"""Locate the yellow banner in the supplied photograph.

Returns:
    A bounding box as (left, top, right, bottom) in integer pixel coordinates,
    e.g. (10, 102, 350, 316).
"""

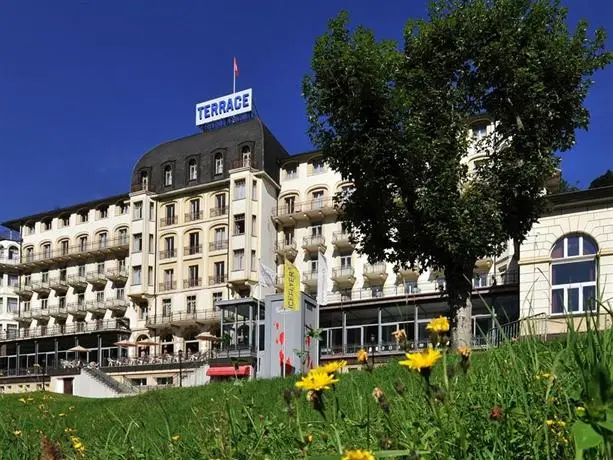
(283, 258, 300, 311)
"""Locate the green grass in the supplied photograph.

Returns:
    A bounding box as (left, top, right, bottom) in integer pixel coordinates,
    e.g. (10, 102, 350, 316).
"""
(0, 325, 611, 459)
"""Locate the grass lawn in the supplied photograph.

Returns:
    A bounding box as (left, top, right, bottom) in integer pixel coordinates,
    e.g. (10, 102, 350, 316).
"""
(0, 325, 611, 459)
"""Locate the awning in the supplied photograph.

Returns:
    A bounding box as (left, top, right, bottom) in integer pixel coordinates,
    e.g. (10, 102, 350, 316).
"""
(206, 365, 251, 377)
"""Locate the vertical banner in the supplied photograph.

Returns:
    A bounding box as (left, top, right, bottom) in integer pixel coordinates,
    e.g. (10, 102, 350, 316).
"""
(283, 257, 300, 311)
(317, 251, 328, 306)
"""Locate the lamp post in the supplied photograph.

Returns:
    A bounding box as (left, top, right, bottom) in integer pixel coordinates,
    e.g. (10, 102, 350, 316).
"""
(370, 333, 376, 367)
(178, 349, 183, 388)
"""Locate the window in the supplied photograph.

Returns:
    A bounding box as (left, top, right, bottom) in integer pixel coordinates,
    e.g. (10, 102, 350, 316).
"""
(164, 165, 173, 186)
(7, 298, 18, 313)
(157, 377, 173, 386)
(8, 274, 18, 287)
(309, 259, 318, 273)
(215, 193, 226, 210)
(133, 202, 143, 220)
(58, 296, 66, 309)
(188, 159, 198, 181)
(24, 247, 33, 262)
(188, 199, 200, 221)
(147, 267, 153, 286)
(42, 219, 52, 231)
(164, 204, 175, 225)
(25, 223, 35, 235)
(471, 122, 488, 140)
(118, 228, 128, 245)
(23, 301, 30, 312)
(98, 206, 108, 219)
(164, 236, 175, 258)
(233, 249, 245, 271)
(213, 291, 223, 309)
(339, 254, 352, 268)
(41, 299, 48, 310)
(215, 152, 224, 175)
(60, 215, 70, 227)
(551, 234, 598, 314)
(163, 269, 174, 289)
(251, 215, 257, 236)
(119, 202, 129, 215)
(78, 265, 86, 277)
(7, 247, 18, 261)
(241, 145, 251, 167)
(234, 179, 246, 200)
(251, 250, 256, 271)
(188, 232, 200, 254)
(283, 196, 296, 214)
(42, 243, 51, 259)
(59, 268, 67, 281)
(188, 265, 199, 286)
(212, 227, 227, 251)
(79, 210, 89, 223)
(148, 234, 154, 254)
(311, 158, 325, 175)
(252, 180, 257, 200)
(116, 287, 125, 299)
(162, 299, 172, 316)
(234, 214, 245, 235)
(133, 233, 143, 253)
(186, 294, 197, 311)
(132, 266, 142, 285)
(340, 184, 355, 198)
(98, 232, 108, 249)
(149, 202, 155, 221)
(213, 262, 225, 283)
(97, 261, 105, 274)
(78, 236, 88, 252)
(285, 164, 298, 180)
(96, 291, 105, 302)
(311, 224, 323, 237)
(118, 259, 126, 271)
(140, 171, 149, 191)
(60, 239, 69, 256)
(77, 293, 84, 305)
(312, 190, 325, 209)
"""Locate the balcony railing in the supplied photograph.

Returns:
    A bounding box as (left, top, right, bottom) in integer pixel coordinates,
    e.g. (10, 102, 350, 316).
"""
(275, 240, 297, 253)
(159, 216, 178, 227)
(332, 266, 355, 278)
(159, 249, 177, 260)
(184, 211, 204, 223)
(183, 278, 202, 288)
(0, 319, 129, 342)
(145, 309, 220, 327)
(210, 206, 228, 218)
(209, 274, 227, 285)
(183, 245, 202, 256)
(0, 257, 19, 266)
(158, 281, 177, 292)
(209, 240, 229, 251)
(231, 158, 258, 170)
(272, 197, 338, 218)
(18, 238, 129, 265)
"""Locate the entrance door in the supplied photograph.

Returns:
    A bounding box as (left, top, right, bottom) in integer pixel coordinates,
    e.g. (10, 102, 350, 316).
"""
(63, 378, 74, 395)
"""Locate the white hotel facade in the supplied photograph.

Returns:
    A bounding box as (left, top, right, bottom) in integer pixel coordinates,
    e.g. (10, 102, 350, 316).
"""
(0, 103, 609, 394)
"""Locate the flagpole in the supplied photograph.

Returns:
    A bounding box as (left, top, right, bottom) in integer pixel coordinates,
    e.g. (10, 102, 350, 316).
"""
(233, 57, 236, 94)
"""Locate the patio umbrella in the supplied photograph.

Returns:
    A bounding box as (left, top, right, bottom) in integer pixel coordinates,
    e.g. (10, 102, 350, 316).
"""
(68, 345, 88, 353)
(136, 339, 157, 346)
(196, 332, 221, 342)
(114, 340, 137, 348)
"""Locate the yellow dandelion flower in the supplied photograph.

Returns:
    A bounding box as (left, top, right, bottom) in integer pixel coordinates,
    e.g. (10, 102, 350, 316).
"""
(546, 419, 554, 426)
(71, 436, 86, 457)
(392, 329, 407, 343)
(58, 413, 66, 417)
(342, 448, 376, 460)
(171, 434, 181, 442)
(13, 430, 22, 437)
(18, 398, 26, 404)
(399, 347, 442, 372)
(357, 349, 368, 363)
(457, 345, 471, 358)
(295, 368, 339, 392)
(320, 360, 347, 375)
(305, 433, 313, 444)
(426, 316, 449, 334)
(537, 372, 552, 381)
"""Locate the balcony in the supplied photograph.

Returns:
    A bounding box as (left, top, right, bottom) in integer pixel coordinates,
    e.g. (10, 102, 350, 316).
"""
(158, 281, 177, 292)
(332, 231, 354, 250)
(271, 202, 304, 225)
(184, 210, 204, 223)
(17, 238, 129, 269)
(302, 235, 326, 253)
(31, 308, 50, 321)
(159, 248, 177, 260)
(475, 257, 493, 271)
(0, 256, 19, 272)
(184, 245, 202, 257)
(231, 158, 258, 170)
(49, 277, 69, 294)
(302, 270, 318, 287)
(363, 263, 388, 283)
(303, 197, 338, 219)
(106, 267, 128, 284)
(146, 309, 221, 330)
(274, 240, 298, 260)
(209, 274, 227, 286)
(16, 310, 32, 323)
(105, 298, 129, 315)
(32, 281, 51, 296)
(86, 271, 107, 289)
(0, 319, 130, 342)
(183, 278, 202, 289)
(86, 300, 107, 316)
(65, 303, 87, 319)
(332, 266, 356, 287)
(210, 206, 228, 218)
(48, 304, 68, 320)
(14, 283, 34, 299)
(398, 265, 420, 281)
(209, 240, 229, 252)
(159, 216, 178, 227)
(67, 275, 87, 292)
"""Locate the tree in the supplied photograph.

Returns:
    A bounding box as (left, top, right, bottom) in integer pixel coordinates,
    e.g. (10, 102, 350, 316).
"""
(303, 0, 611, 346)
(589, 170, 613, 189)
(558, 177, 580, 192)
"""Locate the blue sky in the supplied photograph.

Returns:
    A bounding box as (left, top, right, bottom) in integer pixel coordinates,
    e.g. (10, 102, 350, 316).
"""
(1, 0, 612, 222)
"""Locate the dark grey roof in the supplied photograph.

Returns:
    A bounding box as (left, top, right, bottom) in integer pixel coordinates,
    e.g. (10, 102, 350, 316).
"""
(2, 193, 129, 231)
(545, 185, 613, 215)
(132, 118, 288, 193)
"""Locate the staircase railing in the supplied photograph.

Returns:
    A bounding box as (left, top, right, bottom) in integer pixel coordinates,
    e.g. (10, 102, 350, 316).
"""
(82, 367, 137, 394)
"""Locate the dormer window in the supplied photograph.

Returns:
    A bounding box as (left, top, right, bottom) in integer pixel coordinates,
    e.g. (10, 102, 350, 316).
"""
(215, 152, 224, 175)
(241, 145, 251, 167)
(285, 164, 298, 180)
(188, 159, 198, 181)
(164, 165, 173, 186)
(78, 210, 89, 223)
(311, 158, 325, 175)
(471, 122, 488, 140)
(140, 171, 149, 191)
(42, 219, 52, 231)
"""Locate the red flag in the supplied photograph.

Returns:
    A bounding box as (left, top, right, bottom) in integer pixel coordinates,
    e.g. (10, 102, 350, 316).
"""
(233, 57, 239, 77)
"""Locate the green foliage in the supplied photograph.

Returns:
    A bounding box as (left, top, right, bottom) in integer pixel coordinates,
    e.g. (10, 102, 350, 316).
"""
(589, 170, 613, 189)
(303, 0, 612, 342)
(559, 177, 581, 192)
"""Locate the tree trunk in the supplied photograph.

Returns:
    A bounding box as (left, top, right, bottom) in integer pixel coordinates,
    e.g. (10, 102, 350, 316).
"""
(446, 263, 475, 348)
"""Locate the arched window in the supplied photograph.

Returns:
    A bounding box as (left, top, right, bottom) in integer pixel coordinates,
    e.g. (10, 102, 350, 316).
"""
(188, 159, 198, 181)
(215, 152, 224, 175)
(551, 234, 598, 314)
(164, 165, 173, 187)
(140, 171, 149, 191)
(241, 145, 251, 167)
